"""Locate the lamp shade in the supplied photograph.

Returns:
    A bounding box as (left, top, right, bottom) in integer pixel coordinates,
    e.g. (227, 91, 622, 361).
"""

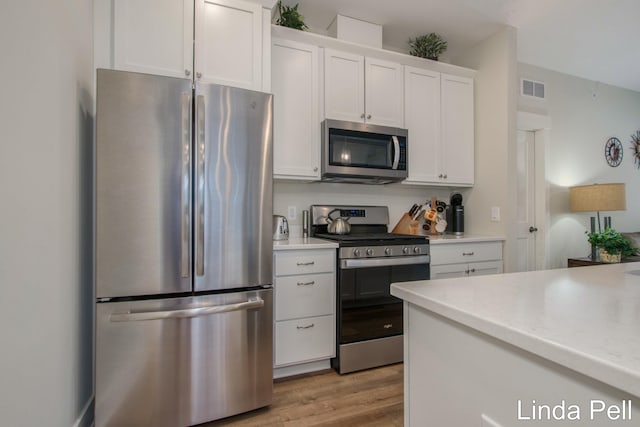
(569, 183, 626, 212)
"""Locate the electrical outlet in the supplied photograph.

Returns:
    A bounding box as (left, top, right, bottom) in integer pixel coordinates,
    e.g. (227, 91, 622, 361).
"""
(491, 207, 501, 222)
(288, 206, 297, 220)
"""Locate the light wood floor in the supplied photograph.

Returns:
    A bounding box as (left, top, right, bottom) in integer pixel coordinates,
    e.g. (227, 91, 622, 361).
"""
(204, 363, 403, 427)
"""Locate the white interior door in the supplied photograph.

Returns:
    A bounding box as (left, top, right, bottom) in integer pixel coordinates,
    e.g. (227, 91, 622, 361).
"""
(514, 130, 536, 272)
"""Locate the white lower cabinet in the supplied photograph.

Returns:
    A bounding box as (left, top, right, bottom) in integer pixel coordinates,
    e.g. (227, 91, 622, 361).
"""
(430, 240, 503, 279)
(273, 248, 336, 377)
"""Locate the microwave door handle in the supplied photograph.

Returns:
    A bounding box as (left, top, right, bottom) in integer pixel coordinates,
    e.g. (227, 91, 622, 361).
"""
(391, 135, 400, 170)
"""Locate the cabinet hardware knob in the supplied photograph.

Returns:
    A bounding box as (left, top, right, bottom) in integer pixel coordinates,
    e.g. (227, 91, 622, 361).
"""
(360, 113, 365, 119)
(313, 167, 318, 172)
(296, 261, 315, 266)
(443, 174, 447, 179)
(470, 268, 476, 273)
(297, 281, 315, 286)
(296, 323, 315, 330)
(462, 252, 474, 256)
(438, 174, 443, 178)
(185, 69, 191, 76)
(465, 269, 470, 274)
(366, 114, 372, 119)
(196, 72, 202, 79)
(529, 226, 538, 233)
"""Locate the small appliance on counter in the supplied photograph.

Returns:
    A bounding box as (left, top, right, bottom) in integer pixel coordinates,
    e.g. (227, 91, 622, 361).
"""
(447, 192, 464, 236)
(273, 215, 289, 241)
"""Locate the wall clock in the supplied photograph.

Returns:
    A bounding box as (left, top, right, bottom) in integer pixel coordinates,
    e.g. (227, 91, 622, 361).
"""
(605, 137, 623, 167)
(631, 130, 640, 168)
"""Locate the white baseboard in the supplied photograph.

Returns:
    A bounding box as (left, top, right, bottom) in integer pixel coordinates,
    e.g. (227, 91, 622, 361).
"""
(274, 359, 331, 379)
(73, 396, 94, 427)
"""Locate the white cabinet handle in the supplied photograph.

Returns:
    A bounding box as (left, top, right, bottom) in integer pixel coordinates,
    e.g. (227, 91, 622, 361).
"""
(296, 323, 315, 330)
(296, 261, 315, 266)
(297, 281, 315, 286)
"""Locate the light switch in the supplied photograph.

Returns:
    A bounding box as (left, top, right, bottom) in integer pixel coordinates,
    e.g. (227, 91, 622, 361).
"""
(491, 207, 501, 222)
(288, 206, 297, 220)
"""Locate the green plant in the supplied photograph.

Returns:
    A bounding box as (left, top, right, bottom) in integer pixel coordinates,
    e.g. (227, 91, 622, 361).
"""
(275, 1, 308, 31)
(586, 228, 637, 256)
(408, 33, 447, 60)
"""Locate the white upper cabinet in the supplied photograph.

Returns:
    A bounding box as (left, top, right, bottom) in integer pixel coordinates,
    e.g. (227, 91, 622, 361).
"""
(195, 0, 263, 89)
(113, 0, 194, 79)
(440, 73, 474, 185)
(404, 66, 474, 186)
(272, 38, 321, 180)
(99, 0, 269, 91)
(403, 66, 441, 184)
(324, 49, 403, 127)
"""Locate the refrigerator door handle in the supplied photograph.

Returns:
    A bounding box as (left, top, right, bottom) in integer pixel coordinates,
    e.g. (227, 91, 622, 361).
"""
(181, 92, 192, 278)
(196, 94, 205, 276)
(109, 297, 265, 322)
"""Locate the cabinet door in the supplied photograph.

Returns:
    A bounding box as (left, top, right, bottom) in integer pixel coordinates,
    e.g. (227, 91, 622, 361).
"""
(441, 74, 474, 185)
(468, 261, 503, 276)
(403, 66, 441, 184)
(364, 58, 403, 127)
(324, 49, 365, 122)
(113, 0, 193, 78)
(430, 263, 469, 279)
(272, 39, 320, 180)
(195, 0, 262, 90)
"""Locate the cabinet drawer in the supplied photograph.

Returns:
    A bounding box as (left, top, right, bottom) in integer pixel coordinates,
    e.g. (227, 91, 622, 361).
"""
(275, 273, 334, 321)
(431, 242, 502, 265)
(274, 249, 335, 276)
(275, 315, 335, 366)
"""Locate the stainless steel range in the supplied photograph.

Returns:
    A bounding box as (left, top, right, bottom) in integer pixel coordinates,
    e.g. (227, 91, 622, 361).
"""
(310, 205, 430, 374)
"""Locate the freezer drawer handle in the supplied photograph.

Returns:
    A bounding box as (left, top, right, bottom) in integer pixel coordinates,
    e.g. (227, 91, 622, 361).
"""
(109, 297, 264, 322)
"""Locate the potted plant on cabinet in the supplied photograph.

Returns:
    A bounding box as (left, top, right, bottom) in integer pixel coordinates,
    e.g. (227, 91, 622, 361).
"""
(586, 228, 636, 263)
(275, 1, 308, 31)
(408, 33, 447, 61)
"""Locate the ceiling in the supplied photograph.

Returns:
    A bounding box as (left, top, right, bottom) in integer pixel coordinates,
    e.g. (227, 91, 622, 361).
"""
(281, 0, 640, 93)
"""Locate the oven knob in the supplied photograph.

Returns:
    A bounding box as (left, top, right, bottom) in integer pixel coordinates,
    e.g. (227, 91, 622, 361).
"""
(414, 246, 421, 254)
(366, 248, 374, 256)
(353, 249, 361, 257)
(385, 247, 391, 256)
(402, 247, 409, 254)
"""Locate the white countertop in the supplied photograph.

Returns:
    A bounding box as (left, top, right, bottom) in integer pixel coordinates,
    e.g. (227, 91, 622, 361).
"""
(391, 263, 640, 397)
(427, 234, 505, 244)
(273, 237, 338, 251)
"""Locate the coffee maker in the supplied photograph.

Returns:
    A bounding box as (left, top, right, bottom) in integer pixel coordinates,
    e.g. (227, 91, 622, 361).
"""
(446, 193, 464, 236)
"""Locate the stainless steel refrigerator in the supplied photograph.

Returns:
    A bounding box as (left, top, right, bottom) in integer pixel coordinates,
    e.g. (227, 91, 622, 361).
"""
(95, 69, 273, 427)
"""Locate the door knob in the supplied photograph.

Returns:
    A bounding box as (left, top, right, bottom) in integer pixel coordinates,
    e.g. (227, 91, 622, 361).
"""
(529, 226, 538, 233)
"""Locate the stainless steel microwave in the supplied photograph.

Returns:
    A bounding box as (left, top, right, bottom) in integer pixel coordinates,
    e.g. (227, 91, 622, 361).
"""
(321, 120, 408, 184)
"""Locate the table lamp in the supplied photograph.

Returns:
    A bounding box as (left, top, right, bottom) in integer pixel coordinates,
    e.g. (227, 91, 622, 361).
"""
(569, 183, 626, 259)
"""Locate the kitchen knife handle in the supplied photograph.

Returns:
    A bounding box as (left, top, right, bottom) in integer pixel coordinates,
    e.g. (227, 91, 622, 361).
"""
(196, 95, 205, 276)
(180, 92, 192, 278)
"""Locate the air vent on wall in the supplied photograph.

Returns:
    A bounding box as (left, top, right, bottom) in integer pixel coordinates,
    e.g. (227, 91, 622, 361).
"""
(521, 78, 545, 99)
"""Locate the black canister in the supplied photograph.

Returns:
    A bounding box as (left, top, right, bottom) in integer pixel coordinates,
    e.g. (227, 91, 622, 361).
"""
(451, 205, 464, 236)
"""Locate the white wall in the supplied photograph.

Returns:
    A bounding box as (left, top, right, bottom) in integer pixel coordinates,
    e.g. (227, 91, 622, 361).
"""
(274, 181, 460, 236)
(454, 27, 519, 271)
(0, 2, 94, 426)
(519, 63, 640, 268)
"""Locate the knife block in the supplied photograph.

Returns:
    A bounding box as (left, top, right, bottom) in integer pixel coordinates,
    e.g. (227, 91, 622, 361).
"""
(391, 213, 419, 235)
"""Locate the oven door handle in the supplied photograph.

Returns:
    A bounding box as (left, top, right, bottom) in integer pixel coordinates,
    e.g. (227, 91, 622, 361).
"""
(340, 255, 430, 269)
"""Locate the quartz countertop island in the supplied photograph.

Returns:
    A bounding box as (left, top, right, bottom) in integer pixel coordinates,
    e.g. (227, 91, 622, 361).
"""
(391, 263, 640, 426)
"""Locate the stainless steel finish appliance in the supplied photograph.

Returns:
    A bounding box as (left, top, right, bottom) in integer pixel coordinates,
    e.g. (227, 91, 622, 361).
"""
(273, 215, 289, 241)
(95, 69, 273, 427)
(310, 205, 429, 374)
(321, 120, 408, 184)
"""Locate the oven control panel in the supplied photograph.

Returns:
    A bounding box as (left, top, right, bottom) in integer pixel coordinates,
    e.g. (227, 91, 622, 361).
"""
(339, 244, 429, 259)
